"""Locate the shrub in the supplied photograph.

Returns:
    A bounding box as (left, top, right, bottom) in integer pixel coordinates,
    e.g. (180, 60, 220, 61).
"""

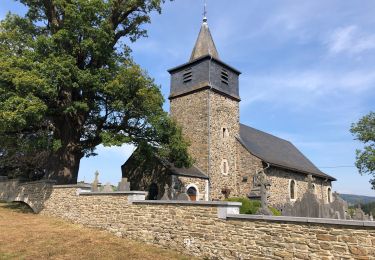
(226, 197, 281, 216)
(269, 207, 282, 216)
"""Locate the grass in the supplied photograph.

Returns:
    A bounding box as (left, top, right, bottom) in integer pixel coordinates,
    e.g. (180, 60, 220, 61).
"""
(0, 201, 195, 260)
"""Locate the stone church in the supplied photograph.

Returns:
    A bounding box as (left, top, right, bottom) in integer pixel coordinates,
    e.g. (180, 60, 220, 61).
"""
(122, 16, 336, 206)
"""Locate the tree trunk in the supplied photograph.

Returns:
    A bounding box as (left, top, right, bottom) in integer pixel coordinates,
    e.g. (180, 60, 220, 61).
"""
(47, 144, 83, 184)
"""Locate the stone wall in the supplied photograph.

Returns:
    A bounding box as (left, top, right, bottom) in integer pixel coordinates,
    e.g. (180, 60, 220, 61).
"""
(1, 182, 375, 259)
(208, 91, 240, 200)
(0, 179, 54, 212)
(170, 90, 210, 173)
(267, 167, 332, 207)
(234, 141, 263, 197)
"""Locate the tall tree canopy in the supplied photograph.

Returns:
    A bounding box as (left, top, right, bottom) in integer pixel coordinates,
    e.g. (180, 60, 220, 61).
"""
(350, 111, 375, 189)
(0, 0, 192, 184)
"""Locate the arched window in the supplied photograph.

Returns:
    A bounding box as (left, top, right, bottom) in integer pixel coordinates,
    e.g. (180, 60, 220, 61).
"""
(186, 185, 199, 201)
(290, 180, 296, 200)
(327, 187, 332, 203)
(222, 127, 229, 138)
(221, 159, 229, 175)
(312, 184, 316, 194)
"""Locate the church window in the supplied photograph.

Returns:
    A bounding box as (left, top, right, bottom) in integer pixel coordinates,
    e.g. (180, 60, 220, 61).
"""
(222, 127, 229, 138)
(183, 68, 192, 83)
(221, 159, 229, 175)
(327, 187, 332, 203)
(312, 184, 316, 194)
(221, 69, 229, 85)
(290, 180, 296, 201)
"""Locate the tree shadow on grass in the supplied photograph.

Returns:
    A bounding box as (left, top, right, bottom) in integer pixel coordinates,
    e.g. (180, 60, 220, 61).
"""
(0, 201, 34, 214)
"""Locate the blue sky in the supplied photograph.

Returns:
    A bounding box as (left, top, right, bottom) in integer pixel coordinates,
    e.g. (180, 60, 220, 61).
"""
(1, 1, 374, 196)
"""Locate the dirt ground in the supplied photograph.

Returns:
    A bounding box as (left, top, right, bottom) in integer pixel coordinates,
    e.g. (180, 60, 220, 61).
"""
(0, 202, 194, 260)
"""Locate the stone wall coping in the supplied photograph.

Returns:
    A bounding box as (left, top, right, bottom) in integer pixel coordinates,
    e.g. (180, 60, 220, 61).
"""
(79, 191, 148, 196)
(227, 214, 375, 227)
(132, 200, 242, 207)
(53, 184, 91, 189)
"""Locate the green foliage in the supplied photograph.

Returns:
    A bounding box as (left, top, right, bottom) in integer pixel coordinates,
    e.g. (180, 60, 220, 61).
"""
(349, 202, 375, 217)
(269, 207, 282, 216)
(226, 197, 281, 216)
(350, 112, 375, 189)
(0, 0, 191, 182)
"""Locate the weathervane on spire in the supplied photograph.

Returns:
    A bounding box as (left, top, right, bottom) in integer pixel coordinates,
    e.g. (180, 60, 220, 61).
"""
(203, 0, 207, 22)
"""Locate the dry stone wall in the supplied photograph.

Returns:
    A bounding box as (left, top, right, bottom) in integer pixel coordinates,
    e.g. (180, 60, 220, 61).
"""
(40, 186, 375, 259)
(2, 181, 375, 259)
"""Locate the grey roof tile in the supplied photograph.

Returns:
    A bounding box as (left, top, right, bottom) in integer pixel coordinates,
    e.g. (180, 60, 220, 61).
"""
(238, 123, 336, 181)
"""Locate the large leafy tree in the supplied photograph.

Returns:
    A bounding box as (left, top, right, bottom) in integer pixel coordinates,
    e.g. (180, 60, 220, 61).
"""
(0, 0, 192, 184)
(350, 111, 375, 189)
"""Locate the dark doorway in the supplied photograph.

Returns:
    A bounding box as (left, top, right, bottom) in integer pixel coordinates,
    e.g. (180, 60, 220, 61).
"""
(148, 183, 159, 200)
(187, 186, 197, 201)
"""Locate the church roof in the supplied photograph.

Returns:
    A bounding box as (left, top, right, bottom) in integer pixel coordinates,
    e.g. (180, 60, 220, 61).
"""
(190, 17, 219, 61)
(238, 124, 336, 181)
(162, 160, 209, 179)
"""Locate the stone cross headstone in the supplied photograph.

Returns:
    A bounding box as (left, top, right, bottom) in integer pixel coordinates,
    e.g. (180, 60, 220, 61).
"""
(176, 192, 190, 201)
(102, 182, 113, 193)
(91, 171, 99, 192)
(254, 169, 272, 215)
(306, 174, 315, 192)
(353, 205, 366, 221)
(161, 184, 171, 200)
(117, 178, 130, 191)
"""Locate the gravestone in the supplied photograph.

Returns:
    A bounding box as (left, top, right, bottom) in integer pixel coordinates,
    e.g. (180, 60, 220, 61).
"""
(161, 184, 171, 200)
(282, 175, 321, 218)
(102, 182, 113, 192)
(254, 169, 272, 215)
(91, 171, 99, 192)
(329, 192, 348, 220)
(176, 192, 190, 201)
(117, 178, 130, 191)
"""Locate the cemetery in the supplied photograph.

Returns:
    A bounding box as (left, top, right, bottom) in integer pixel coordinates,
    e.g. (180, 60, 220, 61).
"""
(1, 175, 375, 259)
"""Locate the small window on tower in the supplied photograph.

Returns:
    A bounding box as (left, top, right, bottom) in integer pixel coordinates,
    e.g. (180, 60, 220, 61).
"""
(221, 69, 229, 85)
(183, 68, 192, 83)
(221, 159, 229, 175)
(222, 127, 229, 138)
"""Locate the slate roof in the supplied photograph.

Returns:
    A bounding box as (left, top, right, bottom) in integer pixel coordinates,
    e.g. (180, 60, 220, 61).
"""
(190, 17, 219, 61)
(161, 160, 209, 179)
(238, 124, 336, 181)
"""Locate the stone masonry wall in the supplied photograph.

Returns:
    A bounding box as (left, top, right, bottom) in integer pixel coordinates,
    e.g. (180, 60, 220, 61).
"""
(0, 180, 54, 213)
(170, 90, 210, 174)
(1, 182, 374, 259)
(40, 187, 375, 259)
(267, 167, 332, 207)
(234, 141, 263, 197)
(178, 176, 207, 201)
(170, 89, 241, 200)
(208, 91, 240, 200)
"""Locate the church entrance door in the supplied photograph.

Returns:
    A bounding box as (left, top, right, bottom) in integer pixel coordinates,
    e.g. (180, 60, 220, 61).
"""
(187, 186, 197, 201)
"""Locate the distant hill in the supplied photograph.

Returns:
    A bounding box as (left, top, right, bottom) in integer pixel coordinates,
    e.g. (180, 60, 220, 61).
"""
(339, 194, 375, 205)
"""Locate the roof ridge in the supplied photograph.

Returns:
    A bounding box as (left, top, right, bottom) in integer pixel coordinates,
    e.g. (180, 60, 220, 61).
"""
(239, 123, 291, 144)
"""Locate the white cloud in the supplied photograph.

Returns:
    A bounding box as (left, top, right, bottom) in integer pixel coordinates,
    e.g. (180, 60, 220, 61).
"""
(240, 69, 375, 107)
(327, 25, 375, 55)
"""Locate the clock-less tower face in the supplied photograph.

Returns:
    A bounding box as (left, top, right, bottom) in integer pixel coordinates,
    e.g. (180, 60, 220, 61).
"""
(168, 17, 241, 200)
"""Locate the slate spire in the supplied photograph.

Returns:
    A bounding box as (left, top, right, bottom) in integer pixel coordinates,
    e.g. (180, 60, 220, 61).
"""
(189, 14, 219, 61)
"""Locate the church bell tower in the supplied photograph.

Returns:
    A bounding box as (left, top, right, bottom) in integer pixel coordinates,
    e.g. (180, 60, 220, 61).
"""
(168, 15, 241, 200)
